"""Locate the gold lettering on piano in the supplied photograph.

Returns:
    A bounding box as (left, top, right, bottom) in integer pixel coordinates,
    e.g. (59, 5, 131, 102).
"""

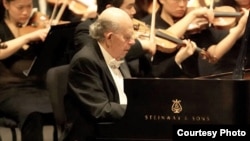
(145, 115, 181, 120)
(143, 98, 210, 122)
(192, 116, 210, 121)
(144, 115, 210, 122)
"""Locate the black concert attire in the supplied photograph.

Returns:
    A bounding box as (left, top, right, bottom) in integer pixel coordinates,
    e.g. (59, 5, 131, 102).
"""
(192, 2, 250, 76)
(187, 27, 242, 76)
(63, 38, 131, 141)
(0, 20, 53, 141)
(142, 11, 199, 78)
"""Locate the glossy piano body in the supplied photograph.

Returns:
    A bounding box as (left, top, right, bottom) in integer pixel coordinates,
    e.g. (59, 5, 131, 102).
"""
(95, 78, 250, 141)
(95, 11, 250, 140)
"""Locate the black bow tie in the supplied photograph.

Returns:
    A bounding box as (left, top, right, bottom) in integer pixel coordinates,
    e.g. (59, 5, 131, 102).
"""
(109, 59, 124, 69)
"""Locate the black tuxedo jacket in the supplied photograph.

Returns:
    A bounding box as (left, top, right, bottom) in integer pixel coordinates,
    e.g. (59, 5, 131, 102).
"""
(63, 38, 132, 141)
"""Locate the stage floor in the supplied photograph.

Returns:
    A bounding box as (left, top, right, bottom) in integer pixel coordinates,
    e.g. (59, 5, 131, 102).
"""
(0, 125, 54, 141)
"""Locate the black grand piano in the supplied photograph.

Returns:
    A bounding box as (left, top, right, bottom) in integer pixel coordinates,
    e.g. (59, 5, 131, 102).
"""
(93, 78, 250, 141)
(28, 11, 250, 141)
(93, 12, 250, 141)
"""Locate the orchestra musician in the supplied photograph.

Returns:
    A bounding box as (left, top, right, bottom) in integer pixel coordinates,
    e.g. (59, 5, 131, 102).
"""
(195, 0, 250, 76)
(141, 0, 249, 77)
(140, 0, 212, 78)
(0, 0, 54, 141)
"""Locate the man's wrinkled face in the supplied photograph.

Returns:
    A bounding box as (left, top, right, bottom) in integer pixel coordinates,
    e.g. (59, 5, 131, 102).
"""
(108, 21, 135, 60)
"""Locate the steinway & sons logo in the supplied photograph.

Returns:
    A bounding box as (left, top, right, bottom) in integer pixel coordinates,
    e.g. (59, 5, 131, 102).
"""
(144, 99, 210, 122)
(172, 99, 182, 113)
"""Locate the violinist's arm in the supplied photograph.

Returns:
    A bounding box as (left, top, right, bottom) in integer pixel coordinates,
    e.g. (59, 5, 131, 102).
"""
(175, 40, 197, 65)
(137, 38, 156, 55)
(166, 7, 214, 38)
(206, 8, 249, 63)
(0, 28, 49, 60)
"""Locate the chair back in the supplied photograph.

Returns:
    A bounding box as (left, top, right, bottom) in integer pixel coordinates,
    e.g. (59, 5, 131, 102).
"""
(46, 64, 70, 133)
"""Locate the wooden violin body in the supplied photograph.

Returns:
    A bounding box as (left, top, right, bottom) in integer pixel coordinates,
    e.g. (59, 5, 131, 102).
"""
(19, 11, 49, 36)
(68, 0, 88, 15)
(133, 19, 179, 53)
(213, 6, 242, 29)
(186, 6, 242, 34)
(47, 0, 97, 19)
(133, 19, 214, 62)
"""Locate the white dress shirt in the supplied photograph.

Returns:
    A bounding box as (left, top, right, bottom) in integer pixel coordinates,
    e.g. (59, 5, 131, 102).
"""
(98, 43, 127, 105)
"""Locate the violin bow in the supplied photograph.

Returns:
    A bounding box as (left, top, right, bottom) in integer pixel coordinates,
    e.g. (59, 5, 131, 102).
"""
(150, 0, 157, 43)
(149, 0, 157, 61)
(50, 0, 59, 25)
(54, 0, 68, 25)
(208, 0, 214, 27)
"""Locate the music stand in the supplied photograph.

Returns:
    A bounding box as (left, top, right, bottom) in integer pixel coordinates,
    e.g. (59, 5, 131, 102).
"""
(23, 21, 80, 76)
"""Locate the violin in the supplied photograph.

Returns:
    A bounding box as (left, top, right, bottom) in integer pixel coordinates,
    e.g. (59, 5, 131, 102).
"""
(155, 29, 214, 62)
(69, 0, 97, 19)
(133, 19, 213, 62)
(16, 9, 50, 50)
(133, 19, 178, 52)
(187, 6, 243, 34)
(48, 0, 97, 19)
(68, 0, 88, 15)
(133, 19, 185, 52)
(18, 10, 49, 36)
(212, 6, 242, 29)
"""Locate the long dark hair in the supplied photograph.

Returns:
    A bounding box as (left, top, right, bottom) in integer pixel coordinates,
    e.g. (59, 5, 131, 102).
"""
(0, 0, 14, 21)
(96, 0, 124, 14)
